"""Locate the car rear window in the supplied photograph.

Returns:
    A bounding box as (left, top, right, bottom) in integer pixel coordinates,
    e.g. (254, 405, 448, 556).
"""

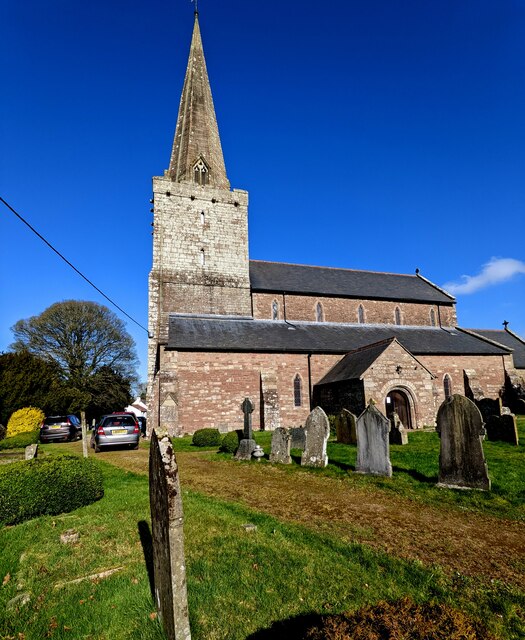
(104, 416, 136, 427)
(44, 416, 69, 425)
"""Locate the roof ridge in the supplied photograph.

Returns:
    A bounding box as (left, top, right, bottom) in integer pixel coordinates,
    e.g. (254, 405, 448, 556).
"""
(456, 327, 512, 353)
(249, 259, 416, 278)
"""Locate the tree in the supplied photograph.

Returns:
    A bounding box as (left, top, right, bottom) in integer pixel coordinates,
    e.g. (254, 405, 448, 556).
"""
(11, 301, 138, 415)
(0, 351, 61, 424)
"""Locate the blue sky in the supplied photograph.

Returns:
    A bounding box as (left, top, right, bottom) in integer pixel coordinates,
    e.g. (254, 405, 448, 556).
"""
(1, 0, 524, 383)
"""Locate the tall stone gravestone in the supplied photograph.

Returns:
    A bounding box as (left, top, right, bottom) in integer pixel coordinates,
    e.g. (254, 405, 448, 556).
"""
(356, 403, 392, 477)
(335, 409, 357, 444)
(436, 394, 491, 491)
(235, 398, 257, 461)
(301, 407, 330, 468)
(149, 430, 191, 640)
(389, 412, 408, 445)
(270, 427, 291, 464)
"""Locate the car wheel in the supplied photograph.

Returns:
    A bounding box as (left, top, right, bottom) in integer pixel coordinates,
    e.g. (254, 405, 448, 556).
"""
(131, 443, 139, 450)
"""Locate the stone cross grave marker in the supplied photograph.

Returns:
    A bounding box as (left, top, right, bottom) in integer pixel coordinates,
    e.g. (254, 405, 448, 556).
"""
(235, 397, 257, 460)
(436, 394, 491, 491)
(356, 403, 392, 477)
(389, 412, 408, 445)
(301, 406, 330, 468)
(335, 409, 357, 445)
(270, 427, 292, 464)
(149, 430, 191, 640)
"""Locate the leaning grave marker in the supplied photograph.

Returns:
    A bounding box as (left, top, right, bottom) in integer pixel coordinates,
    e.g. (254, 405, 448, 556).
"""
(436, 394, 491, 491)
(235, 397, 257, 461)
(356, 403, 392, 477)
(149, 430, 191, 640)
(335, 408, 357, 445)
(301, 406, 330, 468)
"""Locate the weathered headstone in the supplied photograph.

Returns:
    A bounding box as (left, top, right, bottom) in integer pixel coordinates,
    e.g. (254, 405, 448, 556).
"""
(335, 409, 357, 445)
(269, 427, 291, 464)
(149, 430, 191, 640)
(235, 398, 256, 461)
(301, 407, 330, 468)
(436, 394, 491, 491)
(389, 412, 408, 445)
(24, 444, 38, 460)
(356, 403, 392, 477)
(485, 413, 519, 445)
(290, 426, 306, 450)
(476, 397, 502, 423)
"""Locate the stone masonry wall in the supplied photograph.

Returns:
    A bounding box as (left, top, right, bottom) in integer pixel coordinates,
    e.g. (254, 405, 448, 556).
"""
(252, 292, 457, 327)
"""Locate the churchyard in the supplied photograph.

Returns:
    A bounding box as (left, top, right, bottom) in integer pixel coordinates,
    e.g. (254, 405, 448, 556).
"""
(1, 413, 524, 639)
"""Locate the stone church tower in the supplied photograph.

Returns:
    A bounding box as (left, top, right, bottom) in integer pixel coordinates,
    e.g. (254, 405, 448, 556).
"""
(148, 12, 251, 430)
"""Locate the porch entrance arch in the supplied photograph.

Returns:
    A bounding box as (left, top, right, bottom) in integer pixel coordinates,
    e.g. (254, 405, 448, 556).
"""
(385, 388, 413, 430)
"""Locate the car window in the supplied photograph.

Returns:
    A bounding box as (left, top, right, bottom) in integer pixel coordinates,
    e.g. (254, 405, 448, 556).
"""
(44, 416, 68, 425)
(104, 416, 136, 427)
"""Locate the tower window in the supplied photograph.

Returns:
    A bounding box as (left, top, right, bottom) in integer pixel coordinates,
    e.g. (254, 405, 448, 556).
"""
(430, 308, 436, 327)
(200, 248, 205, 266)
(444, 374, 452, 398)
(193, 158, 209, 186)
(316, 301, 324, 322)
(201, 211, 205, 225)
(272, 300, 279, 320)
(293, 374, 302, 407)
(358, 304, 365, 324)
(395, 307, 402, 325)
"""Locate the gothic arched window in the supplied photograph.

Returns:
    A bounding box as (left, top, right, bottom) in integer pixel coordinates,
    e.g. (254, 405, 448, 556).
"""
(358, 304, 365, 324)
(193, 158, 209, 186)
(430, 308, 436, 327)
(293, 374, 302, 407)
(272, 299, 279, 320)
(395, 307, 402, 325)
(316, 301, 324, 322)
(444, 374, 452, 398)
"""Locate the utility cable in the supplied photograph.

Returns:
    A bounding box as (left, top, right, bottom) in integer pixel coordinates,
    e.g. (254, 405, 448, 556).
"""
(0, 195, 150, 336)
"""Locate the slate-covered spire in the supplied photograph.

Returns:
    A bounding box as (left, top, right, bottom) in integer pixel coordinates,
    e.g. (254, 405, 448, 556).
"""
(167, 12, 230, 189)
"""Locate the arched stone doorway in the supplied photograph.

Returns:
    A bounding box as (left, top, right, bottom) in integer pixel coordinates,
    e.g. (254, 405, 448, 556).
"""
(385, 389, 413, 430)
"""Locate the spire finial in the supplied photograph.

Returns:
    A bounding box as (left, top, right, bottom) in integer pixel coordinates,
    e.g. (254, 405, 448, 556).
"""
(503, 320, 509, 330)
(193, 0, 198, 17)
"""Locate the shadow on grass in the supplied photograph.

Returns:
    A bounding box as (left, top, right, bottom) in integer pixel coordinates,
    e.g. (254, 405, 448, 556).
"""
(138, 520, 155, 599)
(391, 466, 437, 483)
(245, 612, 325, 639)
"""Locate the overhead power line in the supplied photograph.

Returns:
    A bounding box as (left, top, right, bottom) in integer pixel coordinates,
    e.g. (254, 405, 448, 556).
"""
(0, 195, 150, 336)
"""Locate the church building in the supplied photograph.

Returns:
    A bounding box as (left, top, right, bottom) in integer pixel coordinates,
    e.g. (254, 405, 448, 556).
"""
(147, 12, 522, 435)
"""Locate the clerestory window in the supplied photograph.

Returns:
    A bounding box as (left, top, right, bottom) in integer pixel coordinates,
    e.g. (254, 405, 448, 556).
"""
(395, 307, 402, 325)
(272, 300, 279, 320)
(358, 304, 365, 324)
(316, 301, 324, 322)
(430, 308, 436, 327)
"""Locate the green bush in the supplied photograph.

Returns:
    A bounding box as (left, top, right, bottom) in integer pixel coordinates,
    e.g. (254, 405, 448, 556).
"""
(220, 430, 240, 453)
(0, 455, 104, 526)
(7, 406, 45, 437)
(192, 428, 222, 447)
(0, 428, 39, 451)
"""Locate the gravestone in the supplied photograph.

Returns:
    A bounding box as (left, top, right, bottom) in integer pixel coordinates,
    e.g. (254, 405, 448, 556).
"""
(301, 407, 329, 468)
(389, 412, 408, 445)
(24, 444, 38, 460)
(485, 413, 519, 445)
(335, 409, 357, 444)
(290, 426, 306, 450)
(149, 430, 191, 640)
(235, 398, 256, 461)
(476, 397, 502, 423)
(436, 394, 491, 491)
(269, 427, 291, 464)
(356, 403, 392, 477)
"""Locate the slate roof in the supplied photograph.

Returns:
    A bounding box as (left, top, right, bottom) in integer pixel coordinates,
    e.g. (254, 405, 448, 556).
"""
(249, 260, 455, 304)
(316, 339, 394, 385)
(467, 329, 525, 369)
(168, 315, 510, 356)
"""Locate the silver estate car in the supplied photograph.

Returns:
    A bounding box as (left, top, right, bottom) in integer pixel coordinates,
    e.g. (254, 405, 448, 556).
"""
(91, 412, 140, 452)
(40, 415, 82, 443)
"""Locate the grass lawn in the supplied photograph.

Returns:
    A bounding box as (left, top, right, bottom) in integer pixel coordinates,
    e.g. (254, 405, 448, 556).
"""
(0, 418, 523, 639)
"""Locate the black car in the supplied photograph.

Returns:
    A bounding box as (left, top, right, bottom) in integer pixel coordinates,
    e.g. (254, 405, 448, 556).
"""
(40, 415, 82, 443)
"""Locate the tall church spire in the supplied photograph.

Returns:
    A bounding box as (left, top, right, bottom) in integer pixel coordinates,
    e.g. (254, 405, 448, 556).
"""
(167, 13, 230, 190)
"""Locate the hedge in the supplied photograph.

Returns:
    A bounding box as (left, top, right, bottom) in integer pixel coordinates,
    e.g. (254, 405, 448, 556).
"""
(192, 428, 222, 447)
(7, 407, 45, 437)
(219, 430, 240, 453)
(0, 429, 39, 451)
(0, 455, 104, 526)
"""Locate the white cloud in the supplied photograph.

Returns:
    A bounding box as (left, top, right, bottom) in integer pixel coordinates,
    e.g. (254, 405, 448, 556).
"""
(442, 257, 525, 295)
